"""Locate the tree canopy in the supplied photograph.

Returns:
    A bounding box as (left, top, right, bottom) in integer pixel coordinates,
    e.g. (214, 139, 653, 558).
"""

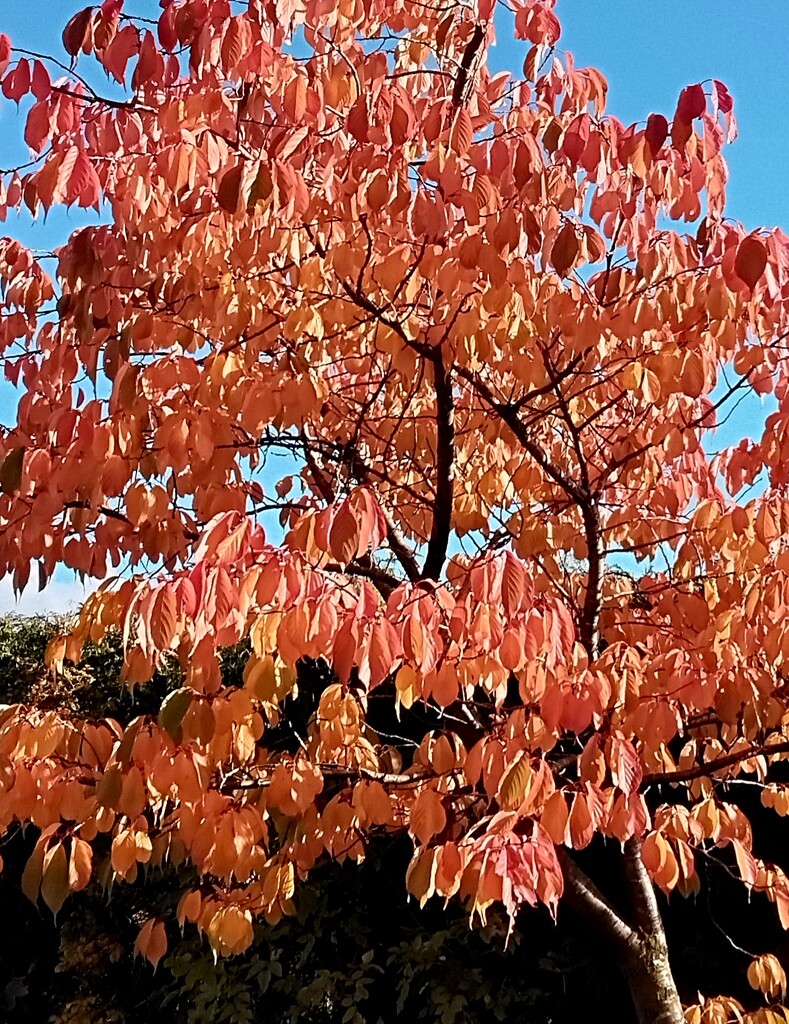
(1, 2, 789, 1021)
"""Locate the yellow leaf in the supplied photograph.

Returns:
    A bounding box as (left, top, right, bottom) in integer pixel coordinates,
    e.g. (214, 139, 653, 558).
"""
(497, 751, 534, 810)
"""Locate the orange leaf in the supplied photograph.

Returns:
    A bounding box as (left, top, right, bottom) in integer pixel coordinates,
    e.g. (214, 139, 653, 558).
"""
(135, 918, 168, 970)
(329, 502, 359, 565)
(41, 842, 70, 918)
(409, 789, 446, 845)
(68, 838, 92, 892)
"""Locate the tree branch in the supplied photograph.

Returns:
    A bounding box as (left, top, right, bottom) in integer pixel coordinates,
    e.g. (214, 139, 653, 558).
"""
(540, 345, 604, 658)
(62, 500, 132, 526)
(621, 837, 664, 938)
(580, 502, 603, 658)
(421, 353, 455, 580)
(220, 762, 464, 792)
(641, 739, 789, 788)
(451, 24, 486, 107)
(556, 847, 639, 956)
(455, 365, 585, 503)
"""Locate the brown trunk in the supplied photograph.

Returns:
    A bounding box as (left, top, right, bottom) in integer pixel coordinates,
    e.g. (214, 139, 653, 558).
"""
(620, 838, 684, 1024)
(558, 840, 684, 1024)
(623, 935, 685, 1024)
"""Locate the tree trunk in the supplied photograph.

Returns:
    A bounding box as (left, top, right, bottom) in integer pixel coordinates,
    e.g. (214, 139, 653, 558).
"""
(620, 838, 684, 1024)
(623, 935, 685, 1024)
(558, 840, 685, 1024)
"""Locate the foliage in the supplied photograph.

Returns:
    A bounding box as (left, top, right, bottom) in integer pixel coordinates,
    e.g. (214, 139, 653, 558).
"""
(1, 615, 630, 1024)
(1, 1, 789, 1020)
(0, 614, 171, 719)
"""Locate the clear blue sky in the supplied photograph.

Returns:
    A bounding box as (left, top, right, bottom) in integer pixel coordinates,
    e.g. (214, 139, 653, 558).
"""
(0, 1, 787, 611)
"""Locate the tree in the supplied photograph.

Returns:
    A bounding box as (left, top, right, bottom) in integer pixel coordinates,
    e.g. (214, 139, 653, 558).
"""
(0, 0, 788, 1020)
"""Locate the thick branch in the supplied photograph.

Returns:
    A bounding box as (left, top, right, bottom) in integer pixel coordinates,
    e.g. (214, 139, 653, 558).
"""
(621, 837, 664, 937)
(560, 845, 683, 1024)
(383, 516, 421, 582)
(324, 558, 402, 594)
(580, 502, 603, 658)
(339, 279, 433, 360)
(421, 354, 455, 580)
(459, 364, 606, 653)
(451, 24, 486, 107)
(642, 739, 789, 788)
(221, 762, 465, 792)
(556, 847, 639, 956)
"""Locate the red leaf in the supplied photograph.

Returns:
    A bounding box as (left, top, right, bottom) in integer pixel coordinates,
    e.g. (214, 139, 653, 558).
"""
(680, 350, 705, 399)
(409, 788, 446, 845)
(449, 107, 473, 157)
(365, 618, 401, 688)
(734, 235, 767, 290)
(390, 91, 415, 145)
(68, 838, 92, 892)
(221, 15, 252, 74)
(0, 34, 11, 78)
(284, 74, 308, 123)
(712, 79, 733, 115)
(346, 96, 369, 143)
(609, 734, 643, 796)
(217, 162, 243, 214)
(132, 30, 163, 90)
(102, 24, 139, 85)
(675, 83, 705, 122)
(150, 584, 178, 651)
(501, 553, 527, 618)
(135, 918, 168, 971)
(62, 7, 95, 58)
(157, 5, 178, 51)
(24, 101, 53, 154)
(644, 113, 668, 158)
(31, 60, 51, 100)
(67, 151, 94, 204)
(550, 223, 579, 277)
(671, 117, 693, 151)
(41, 842, 70, 917)
(2, 59, 31, 103)
(329, 502, 359, 565)
(349, 488, 386, 556)
(515, 4, 561, 45)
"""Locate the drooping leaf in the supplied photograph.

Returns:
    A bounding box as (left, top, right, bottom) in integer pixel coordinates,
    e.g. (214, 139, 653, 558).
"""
(734, 234, 768, 289)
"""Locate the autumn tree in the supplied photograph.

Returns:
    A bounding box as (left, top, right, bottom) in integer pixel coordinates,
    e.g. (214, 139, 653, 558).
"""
(0, 1, 788, 1021)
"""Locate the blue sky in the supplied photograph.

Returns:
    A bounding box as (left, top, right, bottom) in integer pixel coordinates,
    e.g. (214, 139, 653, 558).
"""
(0, 1, 787, 612)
